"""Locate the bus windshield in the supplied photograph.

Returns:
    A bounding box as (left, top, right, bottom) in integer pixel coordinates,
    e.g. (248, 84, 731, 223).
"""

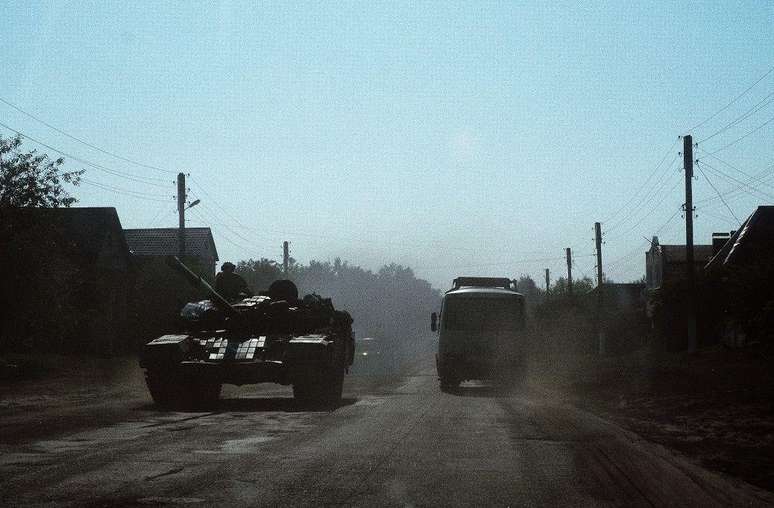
(443, 297, 522, 331)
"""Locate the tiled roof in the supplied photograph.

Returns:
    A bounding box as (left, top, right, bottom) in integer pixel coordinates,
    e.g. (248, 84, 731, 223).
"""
(124, 228, 218, 260)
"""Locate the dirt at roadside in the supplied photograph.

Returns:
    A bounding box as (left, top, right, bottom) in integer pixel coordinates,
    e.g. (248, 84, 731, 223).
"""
(532, 344, 774, 493)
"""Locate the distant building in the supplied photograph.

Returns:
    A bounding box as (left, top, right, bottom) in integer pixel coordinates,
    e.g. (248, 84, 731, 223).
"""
(586, 282, 645, 312)
(124, 227, 219, 277)
(645, 237, 713, 290)
(0, 207, 133, 354)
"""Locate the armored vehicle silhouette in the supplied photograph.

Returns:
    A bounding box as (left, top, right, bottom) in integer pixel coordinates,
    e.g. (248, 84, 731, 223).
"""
(139, 257, 354, 408)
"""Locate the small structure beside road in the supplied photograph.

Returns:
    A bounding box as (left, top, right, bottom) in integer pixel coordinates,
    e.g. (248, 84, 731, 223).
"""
(0, 207, 133, 355)
(124, 227, 219, 277)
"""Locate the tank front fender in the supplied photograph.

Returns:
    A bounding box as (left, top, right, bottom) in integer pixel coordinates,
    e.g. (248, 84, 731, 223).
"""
(140, 334, 194, 369)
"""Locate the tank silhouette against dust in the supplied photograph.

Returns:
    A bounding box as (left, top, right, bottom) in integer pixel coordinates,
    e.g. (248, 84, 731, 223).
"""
(139, 257, 355, 409)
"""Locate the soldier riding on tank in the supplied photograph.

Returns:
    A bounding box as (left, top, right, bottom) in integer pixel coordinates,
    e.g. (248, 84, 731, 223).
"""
(214, 261, 252, 302)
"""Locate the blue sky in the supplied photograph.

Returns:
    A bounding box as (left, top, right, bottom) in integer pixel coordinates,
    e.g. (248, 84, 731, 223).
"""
(2, 1, 773, 289)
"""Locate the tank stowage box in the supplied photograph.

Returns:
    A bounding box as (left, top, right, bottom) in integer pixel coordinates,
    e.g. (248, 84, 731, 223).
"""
(139, 257, 354, 409)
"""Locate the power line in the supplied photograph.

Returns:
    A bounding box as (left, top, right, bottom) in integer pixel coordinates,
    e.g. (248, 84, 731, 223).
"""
(605, 151, 680, 234)
(697, 90, 774, 144)
(699, 159, 774, 202)
(602, 137, 679, 225)
(687, 64, 774, 132)
(413, 254, 596, 271)
(694, 154, 774, 207)
(696, 162, 742, 225)
(697, 208, 743, 228)
(606, 169, 682, 241)
(696, 148, 766, 183)
(606, 206, 681, 270)
(188, 175, 486, 255)
(188, 207, 264, 255)
(192, 198, 274, 248)
(0, 97, 176, 175)
(147, 206, 177, 228)
(0, 121, 173, 188)
(706, 111, 774, 155)
(80, 178, 172, 202)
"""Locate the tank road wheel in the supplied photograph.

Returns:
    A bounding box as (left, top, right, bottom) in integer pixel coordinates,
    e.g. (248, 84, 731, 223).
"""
(293, 364, 345, 408)
(145, 369, 221, 410)
(145, 369, 184, 409)
(188, 378, 222, 410)
(439, 369, 460, 392)
(439, 377, 459, 392)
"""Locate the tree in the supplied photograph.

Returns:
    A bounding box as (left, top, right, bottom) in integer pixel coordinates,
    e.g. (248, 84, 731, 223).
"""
(0, 135, 83, 208)
(550, 276, 594, 297)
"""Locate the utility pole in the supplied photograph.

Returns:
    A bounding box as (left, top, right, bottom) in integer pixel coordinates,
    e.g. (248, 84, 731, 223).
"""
(565, 247, 573, 296)
(595, 222, 605, 355)
(683, 135, 697, 353)
(544, 268, 550, 296)
(283, 241, 290, 276)
(177, 172, 186, 259)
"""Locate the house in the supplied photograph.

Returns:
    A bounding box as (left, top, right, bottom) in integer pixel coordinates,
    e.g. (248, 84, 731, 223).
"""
(705, 206, 774, 346)
(706, 206, 774, 272)
(645, 237, 714, 290)
(586, 282, 645, 312)
(585, 282, 648, 354)
(123, 228, 219, 346)
(124, 227, 219, 277)
(0, 207, 133, 355)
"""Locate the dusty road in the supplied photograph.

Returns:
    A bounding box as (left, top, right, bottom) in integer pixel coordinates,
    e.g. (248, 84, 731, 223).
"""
(1, 355, 772, 507)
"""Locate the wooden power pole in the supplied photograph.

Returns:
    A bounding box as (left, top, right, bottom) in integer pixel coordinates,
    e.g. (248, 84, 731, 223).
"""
(283, 241, 290, 276)
(177, 172, 186, 259)
(684, 135, 697, 352)
(565, 247, 573, 296)
(544, 268, 550, 296)
(595, 222, 605, 354)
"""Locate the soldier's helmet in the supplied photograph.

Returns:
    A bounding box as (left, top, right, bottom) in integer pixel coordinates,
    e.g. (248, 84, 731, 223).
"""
(221, 262, 236, 272)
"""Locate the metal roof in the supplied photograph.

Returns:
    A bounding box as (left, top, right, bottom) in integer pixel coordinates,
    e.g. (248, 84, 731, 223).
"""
(2, 207, 129, 264)
(124, 227, 219, 260)
(445, 287, 523, 297)
(706, 205, 774, 270)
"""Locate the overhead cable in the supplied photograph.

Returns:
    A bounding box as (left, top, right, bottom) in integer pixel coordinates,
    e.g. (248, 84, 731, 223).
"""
(697, 90, 774, 144)
(696, 162, 742, 225)
(687, 64, 774, 132)
(0, 121, 172, 188)
(0, 97, 176, 176)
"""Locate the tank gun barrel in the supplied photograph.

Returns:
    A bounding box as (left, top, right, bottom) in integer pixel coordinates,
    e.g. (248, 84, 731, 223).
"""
(165, 256, 238, 317)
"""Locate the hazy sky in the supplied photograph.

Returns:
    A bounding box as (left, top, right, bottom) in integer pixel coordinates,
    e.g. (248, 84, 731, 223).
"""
(2, 1, 773, 289)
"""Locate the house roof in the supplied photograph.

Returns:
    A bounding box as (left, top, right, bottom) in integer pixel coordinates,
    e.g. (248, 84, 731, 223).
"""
(1, 207, 129, 264)
(124, 227, 219, 260)
(660, 244, 714, 263)
(706, 206, 774, 270)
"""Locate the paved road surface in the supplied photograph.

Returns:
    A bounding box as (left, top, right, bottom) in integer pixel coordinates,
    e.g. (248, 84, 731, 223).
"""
(1, 355, 771, 507)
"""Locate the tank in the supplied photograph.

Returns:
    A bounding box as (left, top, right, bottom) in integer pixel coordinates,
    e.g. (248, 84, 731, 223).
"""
(139, 256, 355, 409)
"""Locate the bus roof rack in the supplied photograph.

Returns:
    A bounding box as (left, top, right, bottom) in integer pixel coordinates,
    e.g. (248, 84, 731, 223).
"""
(452, 277, 514, 290)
